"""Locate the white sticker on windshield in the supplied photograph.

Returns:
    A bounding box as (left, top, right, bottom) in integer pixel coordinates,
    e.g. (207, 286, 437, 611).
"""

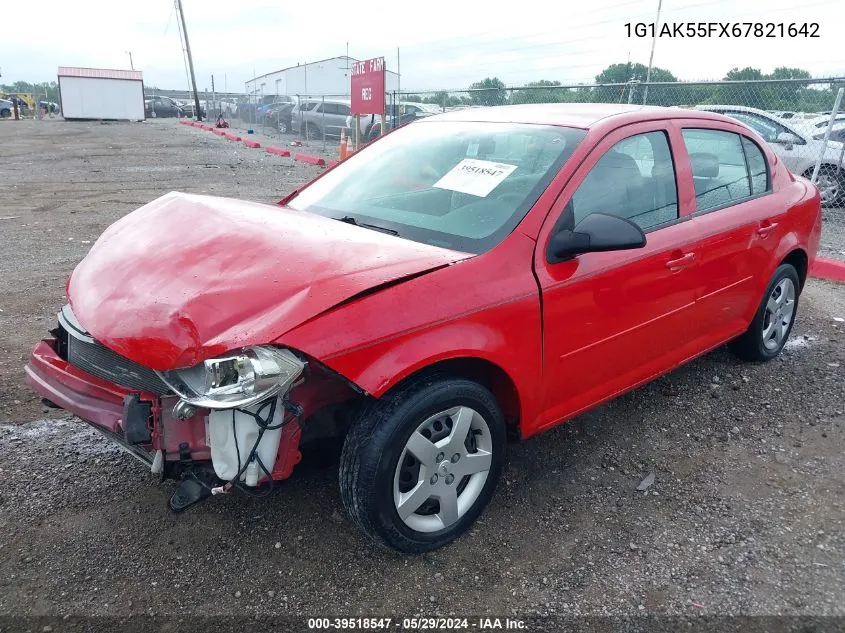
(432, 159, 518, 198)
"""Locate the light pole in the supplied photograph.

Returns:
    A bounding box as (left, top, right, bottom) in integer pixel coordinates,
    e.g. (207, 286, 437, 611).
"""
(126, 51, 134, 70)
(175, 0, 203, 121)
(642, 0, 663, 105)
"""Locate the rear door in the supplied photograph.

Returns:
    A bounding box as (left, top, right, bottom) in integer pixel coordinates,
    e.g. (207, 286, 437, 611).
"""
(532, 122, 701, 433)
(675, 121, 781, 345)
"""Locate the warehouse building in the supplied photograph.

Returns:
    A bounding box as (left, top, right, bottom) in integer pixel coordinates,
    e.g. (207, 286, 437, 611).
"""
(245, 56, 399, 98)
(58, 66, 145, 121)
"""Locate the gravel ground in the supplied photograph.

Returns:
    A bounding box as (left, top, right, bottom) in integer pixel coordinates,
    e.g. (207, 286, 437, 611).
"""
(1, 119, 844, 629)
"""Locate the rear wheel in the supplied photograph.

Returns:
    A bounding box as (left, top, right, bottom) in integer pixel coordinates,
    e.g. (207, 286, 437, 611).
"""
(339, 376, 506, 553)
(729, 263, 800, 361)
(0, 108, 10, 118)
(804, 165, 844, 207)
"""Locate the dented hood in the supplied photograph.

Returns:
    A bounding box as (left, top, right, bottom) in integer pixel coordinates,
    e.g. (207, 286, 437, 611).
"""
(68, 192, 469, 370)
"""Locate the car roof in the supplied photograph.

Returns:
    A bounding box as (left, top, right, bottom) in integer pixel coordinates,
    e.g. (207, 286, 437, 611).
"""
(426, 103, 728, 129)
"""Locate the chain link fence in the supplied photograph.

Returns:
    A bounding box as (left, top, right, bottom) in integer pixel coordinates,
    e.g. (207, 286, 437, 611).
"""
(173, 77, 845, 203)
(394, 77, 845, 205)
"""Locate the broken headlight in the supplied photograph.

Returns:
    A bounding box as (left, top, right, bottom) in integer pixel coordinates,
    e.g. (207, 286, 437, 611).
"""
(157, 346, 305, 409)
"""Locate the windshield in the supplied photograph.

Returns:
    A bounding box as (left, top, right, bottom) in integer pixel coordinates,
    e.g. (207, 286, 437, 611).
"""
(287, 120, 586, 253)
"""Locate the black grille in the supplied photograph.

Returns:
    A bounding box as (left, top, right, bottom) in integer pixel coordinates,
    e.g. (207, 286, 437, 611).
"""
(65, 327, 170, 395)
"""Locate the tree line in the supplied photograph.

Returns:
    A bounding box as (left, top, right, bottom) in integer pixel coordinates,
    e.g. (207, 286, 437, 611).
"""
(402, 64, 843, 113)
(0, 80, 59, 102)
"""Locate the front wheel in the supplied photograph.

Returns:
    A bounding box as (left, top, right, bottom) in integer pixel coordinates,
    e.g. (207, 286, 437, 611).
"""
(0, 108, 10, 118)
(729, 263, 800, 361)
(339, 376, 506, 553)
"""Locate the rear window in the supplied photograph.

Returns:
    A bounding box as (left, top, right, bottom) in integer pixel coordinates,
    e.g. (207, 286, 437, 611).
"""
(288, 121, 586, 253)
(682, 128, 770, 212)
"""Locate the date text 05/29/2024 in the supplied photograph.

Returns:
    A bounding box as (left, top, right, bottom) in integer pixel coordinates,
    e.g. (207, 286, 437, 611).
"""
(306, 617, 527, 630)
(625, 22, 819, 38)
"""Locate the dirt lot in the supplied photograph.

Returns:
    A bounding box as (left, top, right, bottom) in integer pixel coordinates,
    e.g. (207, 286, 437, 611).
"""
(1, 119, 844, 629)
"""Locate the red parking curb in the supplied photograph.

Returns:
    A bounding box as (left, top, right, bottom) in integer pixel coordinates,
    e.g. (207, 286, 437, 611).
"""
(810, 257, 845, 282)
(327, 159, 339, 168)
(243, 139, 261, 149)
(212, 129, 226, 136)
(266, 146, 291, 157)
(200, 124, 213, 131)
(224, 133, 242, 142)
(295, 153, 326, 166)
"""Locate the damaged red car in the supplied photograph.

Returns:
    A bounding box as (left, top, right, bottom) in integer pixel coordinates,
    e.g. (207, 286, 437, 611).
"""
(26, 104, 821, 553)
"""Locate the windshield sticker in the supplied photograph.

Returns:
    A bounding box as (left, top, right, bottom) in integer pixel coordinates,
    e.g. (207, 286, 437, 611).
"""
(432, 159, 518, 197)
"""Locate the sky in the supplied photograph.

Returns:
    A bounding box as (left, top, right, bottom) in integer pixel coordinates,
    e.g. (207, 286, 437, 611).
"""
(2, 0, 844, 93)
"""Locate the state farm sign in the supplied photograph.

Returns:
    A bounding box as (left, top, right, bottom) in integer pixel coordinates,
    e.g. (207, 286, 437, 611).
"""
(351, 57, 385, 116)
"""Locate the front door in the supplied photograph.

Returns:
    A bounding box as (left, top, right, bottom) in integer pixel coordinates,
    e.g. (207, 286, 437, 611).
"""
(531, 123, 701, 434)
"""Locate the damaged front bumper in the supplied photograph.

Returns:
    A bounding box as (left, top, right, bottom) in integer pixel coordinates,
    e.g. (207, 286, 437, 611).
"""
(24, 327, 303, 510)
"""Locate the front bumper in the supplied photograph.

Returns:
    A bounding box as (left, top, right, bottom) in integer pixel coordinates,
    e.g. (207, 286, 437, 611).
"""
(26, 338, 136, 435)
(24, 337, 214, 472)
(24, 336, 302, 483)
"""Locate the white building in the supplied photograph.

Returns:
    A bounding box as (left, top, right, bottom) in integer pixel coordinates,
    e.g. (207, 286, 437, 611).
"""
(58, 67, 145, 121)
(245, 56, 399, 99)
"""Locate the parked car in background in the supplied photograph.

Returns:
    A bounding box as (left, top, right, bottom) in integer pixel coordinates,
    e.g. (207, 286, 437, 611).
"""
(218, 99, 238, 116)
(265, 102, 295, 133)
(0, 98, 12, 118)
(297, 98, 352, 140)
(145, 96, 183, 118)
(795, 114, 845, 133)
(25, 103, 821, 553)
(178, 100, 206, 119)
(696, 105, 845, 206)
(347, 102, 443, 141)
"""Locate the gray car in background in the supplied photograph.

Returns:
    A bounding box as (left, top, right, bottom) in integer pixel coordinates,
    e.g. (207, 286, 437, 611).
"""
(296, 98, 353, 140)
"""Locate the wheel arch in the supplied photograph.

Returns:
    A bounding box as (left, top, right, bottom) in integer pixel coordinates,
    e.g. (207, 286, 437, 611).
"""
(780, 247, 809, 290)
(380, 356, 522, 433)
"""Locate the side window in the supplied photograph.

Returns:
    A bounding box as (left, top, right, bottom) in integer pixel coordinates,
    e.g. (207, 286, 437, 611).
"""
(741, 137, 770, 195)
(682, 129, 756, 212)
(312, 103, 324, 113)
(570, 131, 678, 231)
(337, 104, 351, 116)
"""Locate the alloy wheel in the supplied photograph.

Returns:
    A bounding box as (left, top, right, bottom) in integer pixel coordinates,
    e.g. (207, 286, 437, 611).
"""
(762, 277, 796, 351)
(393, 406, 493, 533)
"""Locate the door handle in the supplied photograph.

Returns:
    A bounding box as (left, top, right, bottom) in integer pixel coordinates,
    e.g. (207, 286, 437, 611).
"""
(665, 252, 696, 271)
(756, 222, 779, 238)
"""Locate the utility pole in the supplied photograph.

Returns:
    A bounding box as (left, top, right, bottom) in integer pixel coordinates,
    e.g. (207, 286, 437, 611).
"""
(176, 0, 203, 120)
(642, 0, 663, 105)
(126, 51, 134, 70)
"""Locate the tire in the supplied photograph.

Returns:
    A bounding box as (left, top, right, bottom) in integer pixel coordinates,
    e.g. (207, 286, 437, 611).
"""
(804, 165, 844, 207)
(278, 119, 289, 134)
(0, 108, 10, 118)
(305, 124, 321, 141)
(729, 263, 800, 362)
(339, 375, 506, 553)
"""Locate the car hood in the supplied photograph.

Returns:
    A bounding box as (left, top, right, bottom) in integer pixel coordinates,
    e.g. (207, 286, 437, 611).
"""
(67, 191, 470, 371)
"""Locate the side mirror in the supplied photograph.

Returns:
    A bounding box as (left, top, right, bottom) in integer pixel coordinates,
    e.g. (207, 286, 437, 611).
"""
(776, 132, 798, 148)
(548, 213, 646, 263)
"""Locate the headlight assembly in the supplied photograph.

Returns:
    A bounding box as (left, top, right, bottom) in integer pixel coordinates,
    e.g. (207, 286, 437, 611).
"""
(157, 346, 305, 409)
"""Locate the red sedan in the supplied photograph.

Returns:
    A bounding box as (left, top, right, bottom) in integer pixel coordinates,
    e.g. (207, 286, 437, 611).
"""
(25, 104, 821, 553)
